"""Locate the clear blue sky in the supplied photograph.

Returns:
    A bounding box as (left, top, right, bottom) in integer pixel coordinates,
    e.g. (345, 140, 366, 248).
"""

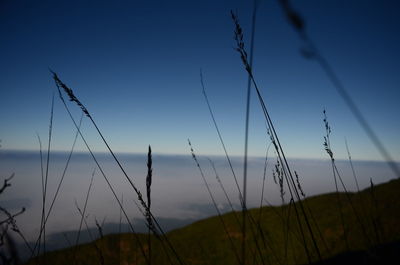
(1, 0, 399, 161)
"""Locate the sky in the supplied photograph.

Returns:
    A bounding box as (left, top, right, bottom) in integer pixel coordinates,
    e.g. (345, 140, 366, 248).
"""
(0, 0, 399, 161)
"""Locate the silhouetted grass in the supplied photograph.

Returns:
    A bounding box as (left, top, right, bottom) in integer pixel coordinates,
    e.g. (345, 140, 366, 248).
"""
(323, 110, 372, 249)
(37, 93, 55, 263)
(31, 114, 83, 260)
(53, 72, 185, 265)
(188, 139, 241, 265)
(52, 76, 151, 264)
(277, 0, 400, 179)
(146, 145, 153, 265)
(207, 158, 240, 227)
(257, 141, 272, 223)
(72, 169, 95, 265)
(1, 173, 31, 264)
(231, 10, 322, 263)
(200, 70, 243, 208)
(368, 179, 383, 246)
(74, 202, 99, 264)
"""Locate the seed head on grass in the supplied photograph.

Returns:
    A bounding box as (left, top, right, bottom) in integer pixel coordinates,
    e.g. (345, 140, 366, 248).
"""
(322, 110, 373, 248)
(52, 72, 161, 237)
(51, 73, 156, 264)
(231, 10, 252, 76)
(146, 145, 153, 212)
(52, 71, 90, 118)
(323, 109, 334, 160)
(278, 0, 304, 32)
(146, 145, 153, 265)
(273, 158, 285, 204)
(230, 11, 322, 262)
(295, 171, 306, 198)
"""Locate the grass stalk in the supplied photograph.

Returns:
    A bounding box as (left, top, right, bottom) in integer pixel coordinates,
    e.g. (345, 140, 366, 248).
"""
(146, 145, 153, 265)
(75, 204, 104, 265)
(207, 158, 241, 227)
(283, 199, 293, 264)
(37, 93, 55, 264)
(323, 110, 350, 251)
(50, 79, 151, 265)
(93, 223, 105, 265)
(369, 179, 382, 245)
(240, 2, 259, 263)
(295, 172, 332, 256)
(62, 233, 72, 249)
(345, 139, 372, 243)
(118, 193, 123, 264)
(200, 70, 243, 206)
(31, 114, 83, 257)
(0, 204, 31, 256)
(277, 0, 400, 179)
(188, 139, 241, 265)
(53, 72, 184, 265)
(345, 139, 360, 192)
(201, 70, 274, 264)
(72, 169, 95, 265)
(257, 141, 272, 223)
(324, 111, 374, 245)
(119, 194, 124, 235)
(0, 176, 25, 227)
(231, 11, 322, 263)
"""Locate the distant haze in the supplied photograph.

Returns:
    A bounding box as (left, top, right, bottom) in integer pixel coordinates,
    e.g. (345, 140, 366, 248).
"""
(0, 150, 397, 244)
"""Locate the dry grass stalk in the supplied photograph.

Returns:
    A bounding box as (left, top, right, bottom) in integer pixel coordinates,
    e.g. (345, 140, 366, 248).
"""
(323, 110, 373, 249)
(188, 139, 241, 265)
(201, 69, 270, 264)
(146, 145, 153, 265)
(1, 174, 31, 263)
(231, 11, 322, 263)
(278, 0, 400, 178)
(200, 70, 243, 206)
(52, 76, 150, 264)
(232, 3, 260, 263)
(36, 93, 55, 264)
(72, 170, 95, 265)
(207, 158, 241, 227)
(323, 109, 350, 251)
(53, 72, 184, 265)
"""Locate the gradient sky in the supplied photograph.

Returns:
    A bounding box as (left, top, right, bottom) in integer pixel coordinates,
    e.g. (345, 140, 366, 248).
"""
(1, 0, 400, 161)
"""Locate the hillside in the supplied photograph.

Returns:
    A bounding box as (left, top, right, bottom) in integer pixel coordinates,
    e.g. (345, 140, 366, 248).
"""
(25, 178, 400, 265)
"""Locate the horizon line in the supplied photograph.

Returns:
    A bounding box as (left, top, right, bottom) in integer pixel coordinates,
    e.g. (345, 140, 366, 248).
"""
(1, 148, 399, 164)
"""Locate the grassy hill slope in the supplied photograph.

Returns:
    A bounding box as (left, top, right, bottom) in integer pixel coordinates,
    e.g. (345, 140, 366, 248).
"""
(26, 178, 400, 265)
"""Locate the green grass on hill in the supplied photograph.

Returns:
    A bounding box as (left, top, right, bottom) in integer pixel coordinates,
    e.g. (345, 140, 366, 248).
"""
(26, 178, 400, 265)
